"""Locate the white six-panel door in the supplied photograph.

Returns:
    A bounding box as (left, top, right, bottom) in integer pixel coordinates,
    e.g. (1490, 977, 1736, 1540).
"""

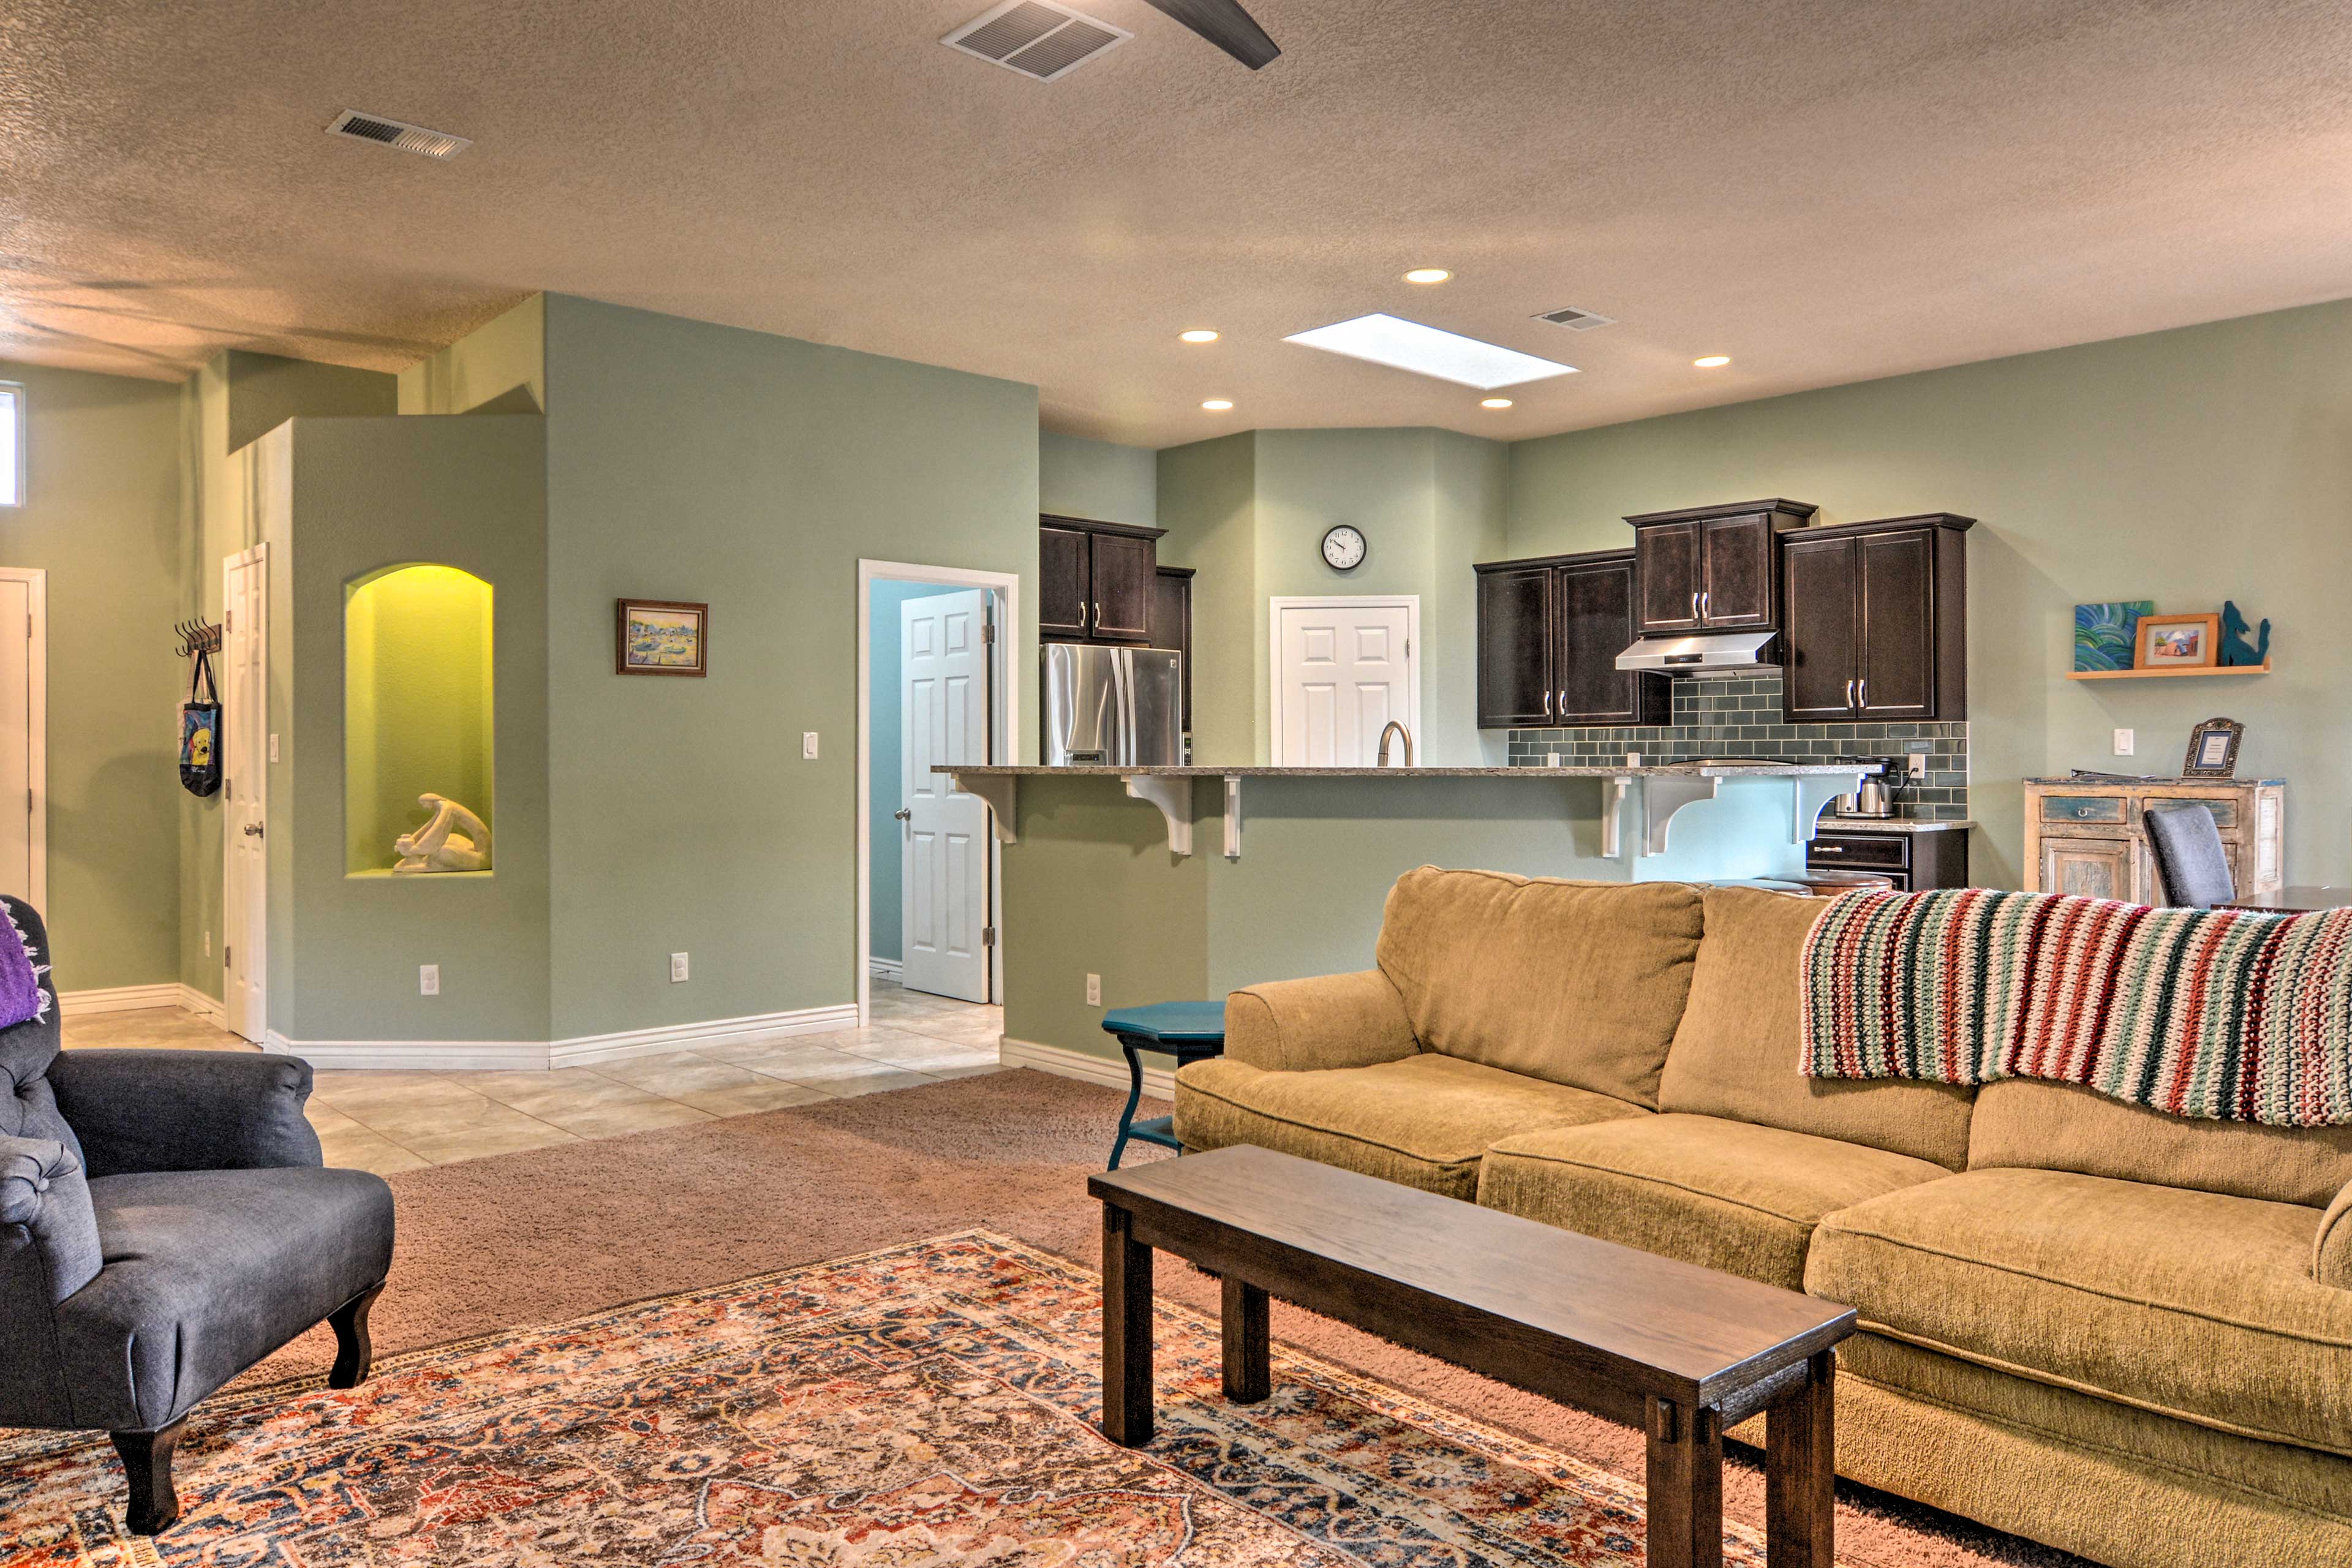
(223, 547, 268, 1041)
(900, 589, 992, 1001)
(1270, 597, 1420, 766)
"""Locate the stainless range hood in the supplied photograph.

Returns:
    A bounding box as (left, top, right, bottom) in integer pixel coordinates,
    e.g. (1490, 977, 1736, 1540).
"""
(1614, 630, 1776, 677)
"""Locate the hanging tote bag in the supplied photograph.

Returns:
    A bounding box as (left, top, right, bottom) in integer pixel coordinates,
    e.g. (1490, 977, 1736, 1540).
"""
(179, 651, 222, 797)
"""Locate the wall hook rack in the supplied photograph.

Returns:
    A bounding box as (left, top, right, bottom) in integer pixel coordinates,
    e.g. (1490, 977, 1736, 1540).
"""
(174, 619, 223, 657)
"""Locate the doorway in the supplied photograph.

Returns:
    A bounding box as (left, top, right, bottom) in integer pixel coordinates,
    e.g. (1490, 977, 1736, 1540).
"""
(856, 562, 1019, 1023)
(222, 546, 268, 1041)
(1268, 595, 1420, 766)
(0, 568, 47, 911)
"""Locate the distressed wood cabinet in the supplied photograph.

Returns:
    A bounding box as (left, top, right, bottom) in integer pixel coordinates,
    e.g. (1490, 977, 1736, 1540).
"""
(2022, 777, 2285, 905)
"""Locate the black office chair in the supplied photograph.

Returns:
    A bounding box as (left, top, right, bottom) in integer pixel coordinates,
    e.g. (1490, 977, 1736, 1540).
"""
(2144, 804, 2237, 909)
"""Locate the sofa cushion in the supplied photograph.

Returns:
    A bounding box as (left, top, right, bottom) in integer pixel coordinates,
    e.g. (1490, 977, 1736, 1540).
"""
(1659, 886, 1976, 1169)
(1967, 1077, 2352, 1210)
(1374, 869, 1702, 1108)
(1174, 1052, 1647, 1200)
(1808, 1167, 2352, 1456)
(55, 1166, 396, 1431)
(1478, 1113, 1953, 1291)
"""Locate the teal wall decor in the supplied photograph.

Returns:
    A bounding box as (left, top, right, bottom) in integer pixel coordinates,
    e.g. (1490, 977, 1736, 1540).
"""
(2075, 600, 2156, 671)
(2220, 600, 2271, 667)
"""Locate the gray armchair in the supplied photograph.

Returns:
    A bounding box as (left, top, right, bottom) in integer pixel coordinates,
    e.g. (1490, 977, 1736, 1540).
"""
(0, 899, 394, 1534)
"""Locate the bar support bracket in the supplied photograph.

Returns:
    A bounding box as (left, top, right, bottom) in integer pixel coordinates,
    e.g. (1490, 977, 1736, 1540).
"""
(949, 772, 1019, 845)
(1123, 774, 1194, 858)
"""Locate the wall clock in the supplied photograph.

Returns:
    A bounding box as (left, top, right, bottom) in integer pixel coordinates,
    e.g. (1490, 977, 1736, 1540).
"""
(1321, 525, 1368, 571)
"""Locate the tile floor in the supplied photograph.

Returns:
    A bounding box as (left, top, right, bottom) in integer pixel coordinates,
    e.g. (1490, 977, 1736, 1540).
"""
(58, 978, 1005, 1177)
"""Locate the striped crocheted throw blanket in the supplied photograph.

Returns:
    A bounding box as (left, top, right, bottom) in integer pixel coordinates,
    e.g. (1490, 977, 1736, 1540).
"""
(1801, 887, 2352, 1127)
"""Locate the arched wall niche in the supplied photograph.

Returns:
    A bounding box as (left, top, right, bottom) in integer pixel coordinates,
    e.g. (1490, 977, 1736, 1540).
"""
(344, 563, 495, 876)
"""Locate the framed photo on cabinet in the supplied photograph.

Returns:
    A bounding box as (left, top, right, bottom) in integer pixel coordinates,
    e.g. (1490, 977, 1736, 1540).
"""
(616, 598, 708, 677)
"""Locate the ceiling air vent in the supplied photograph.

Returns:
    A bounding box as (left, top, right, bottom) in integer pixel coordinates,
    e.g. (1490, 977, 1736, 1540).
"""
(944, 0, 1132, 81)
(1534, 306, 1618, 332)
(325, 110, 472, 160)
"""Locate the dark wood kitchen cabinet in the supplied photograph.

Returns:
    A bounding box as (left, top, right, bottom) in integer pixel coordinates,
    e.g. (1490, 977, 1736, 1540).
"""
(1779, 513, 1971, 722)
(1148, 565, 1194, 734)
(1625, 499, 1817, 636)
(1476, 549, 1668, 728)
(1041, 515, 1163, 644)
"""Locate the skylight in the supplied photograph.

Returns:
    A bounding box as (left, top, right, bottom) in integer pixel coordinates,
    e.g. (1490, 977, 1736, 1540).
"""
(0, 384, 20, 507)
(1282, 314, 1578, 391)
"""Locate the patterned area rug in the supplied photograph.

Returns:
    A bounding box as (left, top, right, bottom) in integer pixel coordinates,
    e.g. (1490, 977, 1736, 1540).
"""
(0, 1232, 1771, 1566)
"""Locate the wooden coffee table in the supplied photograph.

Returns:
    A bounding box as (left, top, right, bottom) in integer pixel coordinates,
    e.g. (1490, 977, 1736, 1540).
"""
(1090, 1145, 1857, 1568)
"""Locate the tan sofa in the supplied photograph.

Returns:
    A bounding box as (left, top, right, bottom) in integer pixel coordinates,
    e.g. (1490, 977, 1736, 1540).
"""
(1172, 869, 2352, 1568)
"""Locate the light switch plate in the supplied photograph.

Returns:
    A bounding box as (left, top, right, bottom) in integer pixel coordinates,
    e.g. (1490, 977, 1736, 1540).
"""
(268, 733, 279, 764)
(2114, 728, 2135, 756)
(802, 731, 820, 760)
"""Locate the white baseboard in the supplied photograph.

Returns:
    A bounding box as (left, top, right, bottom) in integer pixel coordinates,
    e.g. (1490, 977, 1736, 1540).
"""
(59, 984, 185, 1015)
(179, 986, 228, 1027)
(999, 1035, 1177, 1098)
(551, 1003, 861, 1068)
(262, 1001, 863, 1072)
(867, 956, 904, 982)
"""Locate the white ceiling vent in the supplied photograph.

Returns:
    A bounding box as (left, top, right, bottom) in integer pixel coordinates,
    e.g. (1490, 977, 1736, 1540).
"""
(944, 0, 1132, 81)
(325, 110, 471, 160)
(1534, 306, 1618, 332)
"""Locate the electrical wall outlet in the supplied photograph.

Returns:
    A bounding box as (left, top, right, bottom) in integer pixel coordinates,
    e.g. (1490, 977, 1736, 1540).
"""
(802, 731, 820, 760)
(1909, 753, 1928, 777)
(202, 930, 210, 957)
(1085, 972, 1101, 1008)
(1545, 752, 1561, 768)
(2114, 728, 2135, 756)
(420, 964, 440, 997)
(671, 951, 690, 983)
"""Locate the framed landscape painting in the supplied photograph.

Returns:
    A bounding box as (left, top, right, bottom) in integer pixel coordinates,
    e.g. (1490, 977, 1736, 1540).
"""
(2073, 600, 2155, 671)
(617, 598, 708, 677)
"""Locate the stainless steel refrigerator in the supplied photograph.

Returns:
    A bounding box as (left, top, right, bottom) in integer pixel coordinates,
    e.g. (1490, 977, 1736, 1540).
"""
(1042, 643, 1184, 766)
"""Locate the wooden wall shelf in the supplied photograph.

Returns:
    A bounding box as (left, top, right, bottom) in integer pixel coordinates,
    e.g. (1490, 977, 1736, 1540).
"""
(2068, 661, 2270, 682)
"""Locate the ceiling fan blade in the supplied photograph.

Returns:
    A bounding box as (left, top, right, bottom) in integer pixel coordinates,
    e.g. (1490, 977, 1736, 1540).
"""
(1137, 0, 1281, 69)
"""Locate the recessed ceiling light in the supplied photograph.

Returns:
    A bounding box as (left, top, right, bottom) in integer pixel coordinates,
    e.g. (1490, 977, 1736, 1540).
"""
(1201, 399, 1234, 411)
(1403, 268, 1452, 284)
(1480, 398, 1513, 410)
(1284, 314, 1578, 391)
(1179, 330, 1220, 344)
(1693, 355, 1732, 368)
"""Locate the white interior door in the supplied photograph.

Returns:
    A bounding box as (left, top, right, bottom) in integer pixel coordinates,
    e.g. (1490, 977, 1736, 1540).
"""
(900, 589, 991, 1001)
(0, 571, 45, 910)
(223, 548, 268, 1041)
(1271, 597, 1420, 766)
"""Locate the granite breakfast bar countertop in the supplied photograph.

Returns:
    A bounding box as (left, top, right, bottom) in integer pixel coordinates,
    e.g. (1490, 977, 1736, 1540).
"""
(938, 763, 1880, 778)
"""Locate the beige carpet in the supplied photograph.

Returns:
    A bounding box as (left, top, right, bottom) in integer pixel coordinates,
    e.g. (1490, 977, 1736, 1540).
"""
(247, 1068, 2090, 1568)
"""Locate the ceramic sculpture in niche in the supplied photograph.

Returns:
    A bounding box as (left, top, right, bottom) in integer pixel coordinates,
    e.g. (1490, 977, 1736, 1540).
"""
(393, 794, 491, 873)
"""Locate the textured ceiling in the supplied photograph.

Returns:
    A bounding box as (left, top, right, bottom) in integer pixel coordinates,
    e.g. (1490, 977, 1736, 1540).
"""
(4, 1, 2351, 445)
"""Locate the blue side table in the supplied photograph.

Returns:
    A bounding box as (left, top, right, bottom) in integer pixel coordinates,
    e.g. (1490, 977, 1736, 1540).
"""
(1100, 1000, 1226, 1170)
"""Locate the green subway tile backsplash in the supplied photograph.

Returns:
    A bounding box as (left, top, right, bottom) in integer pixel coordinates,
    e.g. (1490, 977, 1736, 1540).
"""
(1507, 670, 1970, 821)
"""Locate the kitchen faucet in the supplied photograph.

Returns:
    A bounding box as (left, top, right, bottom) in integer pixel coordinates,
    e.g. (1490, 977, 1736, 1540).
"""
(1377, 720, 1415, 768)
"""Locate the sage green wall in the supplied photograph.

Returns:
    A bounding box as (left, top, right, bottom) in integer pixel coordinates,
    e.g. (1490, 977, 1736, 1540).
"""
(397, 295, 546, 416)
(1155, 433, 1257, 765)
(1157, 428, 1509, 767)
(179, 351, 400, 1000)
(1001, 774, 1616, 1063)
(274, 415, 551, 1042)
(1039, 431, 1156, 526)
(541, 295, 1039, 1039)
(0, 359, 184, 991)
(1507, 300, 2352, 889)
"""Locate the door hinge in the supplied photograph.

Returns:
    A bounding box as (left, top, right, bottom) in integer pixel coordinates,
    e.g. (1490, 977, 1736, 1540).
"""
(982, 621, 996, 644)
(981, 925, 997, 948)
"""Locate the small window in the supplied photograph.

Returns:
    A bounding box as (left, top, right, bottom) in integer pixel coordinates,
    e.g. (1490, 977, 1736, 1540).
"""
(0, 383, 20, 507)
